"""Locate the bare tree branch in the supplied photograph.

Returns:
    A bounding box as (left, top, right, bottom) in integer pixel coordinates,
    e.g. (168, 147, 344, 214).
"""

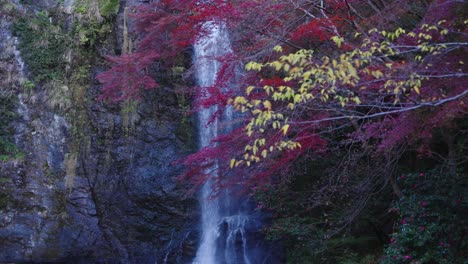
(291, 89, 468, 125)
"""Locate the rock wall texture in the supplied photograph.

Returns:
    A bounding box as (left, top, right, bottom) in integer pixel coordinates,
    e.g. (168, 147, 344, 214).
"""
(0, 1, 198, 263)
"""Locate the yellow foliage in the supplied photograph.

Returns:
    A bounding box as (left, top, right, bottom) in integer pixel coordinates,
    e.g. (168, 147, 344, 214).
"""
(228, 22, 452, 165)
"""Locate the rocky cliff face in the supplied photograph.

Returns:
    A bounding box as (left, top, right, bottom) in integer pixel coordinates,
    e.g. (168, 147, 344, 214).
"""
(0, 1, 198, 263)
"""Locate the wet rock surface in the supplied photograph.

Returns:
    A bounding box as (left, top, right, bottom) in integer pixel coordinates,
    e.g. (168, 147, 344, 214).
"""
(0, 1, 198, 263)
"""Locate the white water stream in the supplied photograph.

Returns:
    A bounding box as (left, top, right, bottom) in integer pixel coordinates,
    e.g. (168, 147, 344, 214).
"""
(193, 22, 255, 264)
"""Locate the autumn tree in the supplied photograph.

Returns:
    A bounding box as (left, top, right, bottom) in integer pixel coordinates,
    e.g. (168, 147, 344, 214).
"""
(98, 0, 467, 261)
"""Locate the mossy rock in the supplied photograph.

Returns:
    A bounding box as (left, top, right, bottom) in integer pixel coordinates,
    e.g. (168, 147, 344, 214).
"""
(0, 192, 11, 210)
(99, 0, 120, 17)
(13, 12, 68, 83)
(0, 93, 19, 160)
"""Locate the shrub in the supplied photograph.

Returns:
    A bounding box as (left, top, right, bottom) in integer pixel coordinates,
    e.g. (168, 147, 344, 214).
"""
(382, 169, 467, 263)
(13, 11, 67, 82)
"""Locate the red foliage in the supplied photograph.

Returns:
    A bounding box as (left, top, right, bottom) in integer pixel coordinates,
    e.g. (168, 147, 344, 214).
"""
(290, 18, 335, 42)
(99, 0, 467, 194)
(97, 51, 160, 102)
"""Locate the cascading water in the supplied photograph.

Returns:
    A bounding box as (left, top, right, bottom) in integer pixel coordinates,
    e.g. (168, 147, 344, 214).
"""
(193, 21, 226, 264)
(193, 22, 279, 264)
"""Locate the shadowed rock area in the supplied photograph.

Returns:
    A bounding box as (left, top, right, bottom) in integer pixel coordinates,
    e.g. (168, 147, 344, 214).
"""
(0, 0, 198, 263)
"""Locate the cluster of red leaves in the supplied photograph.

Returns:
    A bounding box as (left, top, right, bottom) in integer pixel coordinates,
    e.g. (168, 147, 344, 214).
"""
(97, 51, 159, 102)
(290, 18, 335, 42)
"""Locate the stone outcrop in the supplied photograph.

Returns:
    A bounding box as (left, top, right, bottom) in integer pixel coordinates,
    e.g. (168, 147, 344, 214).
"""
(0, 0, 198, 263)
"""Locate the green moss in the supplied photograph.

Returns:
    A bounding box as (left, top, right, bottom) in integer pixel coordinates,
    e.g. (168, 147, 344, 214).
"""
(0, 139, 19, 161)
(174, 92, 194, 147)
(99, 0, 120, 17)
(0, 93, 21, 161)
(74, 0, 119, 17)
(13, 11, 68, 83)
(21, 80, 35, 91)
(74, 0, 90, 14)
(0, 94, 16, 130)
(73, 20, 112, 47)
(0, 0, 16, 14)
(0, 193, 11, 210)
(71, 65, 90, 83)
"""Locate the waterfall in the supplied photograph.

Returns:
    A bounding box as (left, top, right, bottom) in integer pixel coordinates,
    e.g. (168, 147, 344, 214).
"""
(193, 21, 280, 264)
(193, 22, 254, 264)
(193, 21, 228, 264)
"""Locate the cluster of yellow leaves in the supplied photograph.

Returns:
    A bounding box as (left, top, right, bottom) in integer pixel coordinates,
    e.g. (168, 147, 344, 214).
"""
(229, 22, 456, 167)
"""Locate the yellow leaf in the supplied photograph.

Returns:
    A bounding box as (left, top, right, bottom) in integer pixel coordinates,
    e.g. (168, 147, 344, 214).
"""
(281, 124, 290, 135)
(414, 86, 420, 94)
(331, 36, 343, 48)
(245, 62, 252, 71)
(230, 159, 236, 168)
(246, 86, 255, 95)
(273, 45, 283, 52)
(271, 61, 282, 71)
(294, 94, 301, 103)
(354, 59, 360, 68)
(252, 145, 258, 155)
(263, 100, 272, 110)
(272, 121, 278, 129)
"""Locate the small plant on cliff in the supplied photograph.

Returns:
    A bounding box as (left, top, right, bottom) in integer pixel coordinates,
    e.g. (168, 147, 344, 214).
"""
(13, 11, 68, 83)
(99, 0, 120, 17)
(0, 94, 21, 161)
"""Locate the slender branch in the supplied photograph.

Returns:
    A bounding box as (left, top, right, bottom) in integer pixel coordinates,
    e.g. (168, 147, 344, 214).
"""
(419, 73, 468, 78)
(290, 89, 468, 125)
(391, 42, 468, 49)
